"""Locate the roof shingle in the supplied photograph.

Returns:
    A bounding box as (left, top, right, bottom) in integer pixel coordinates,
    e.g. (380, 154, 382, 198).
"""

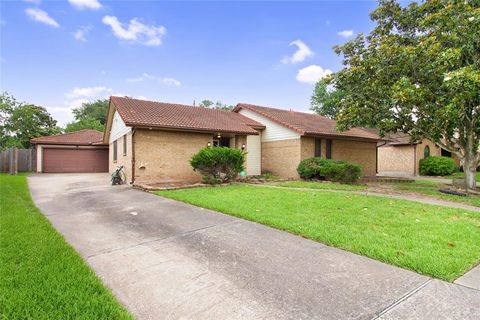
(30, 129, 105, 145)
(111, 96, 263, 135)
(234, 103, 382, 141)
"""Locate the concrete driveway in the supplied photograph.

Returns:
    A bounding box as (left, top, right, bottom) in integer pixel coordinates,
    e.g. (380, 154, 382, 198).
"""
(28, 174, 480, 320)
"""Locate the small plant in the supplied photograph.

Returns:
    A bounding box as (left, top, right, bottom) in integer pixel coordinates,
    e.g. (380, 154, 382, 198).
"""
(261, 171, 278, 180)
(420, 156, 457, 176)
(297, 157, 361, 183)
(191, 147, 245, 184)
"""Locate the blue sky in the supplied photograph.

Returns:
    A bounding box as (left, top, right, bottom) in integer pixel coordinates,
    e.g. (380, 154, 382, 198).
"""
(1, 0, 380, 126)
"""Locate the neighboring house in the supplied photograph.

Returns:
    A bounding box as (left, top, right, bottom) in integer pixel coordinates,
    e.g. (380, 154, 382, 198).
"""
(103, 97, 264, 184)
(377, 132, 459, 176)
(31, 129, 108, 173)
(233, 104, 382, 178)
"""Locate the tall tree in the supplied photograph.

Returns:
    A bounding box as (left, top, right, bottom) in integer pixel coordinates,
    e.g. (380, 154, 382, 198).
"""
(198, 100, 214, 108)
(64, 118, 104, 133)
(0, 92, 61, 149)
(72, 99, 109, 125)
(310, 79, 345, 120)
(330, 0, 480, 190)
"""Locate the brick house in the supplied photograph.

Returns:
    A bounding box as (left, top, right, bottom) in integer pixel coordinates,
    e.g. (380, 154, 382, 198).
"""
(104, 97, 382, 184)
(377, 132, 460, 176)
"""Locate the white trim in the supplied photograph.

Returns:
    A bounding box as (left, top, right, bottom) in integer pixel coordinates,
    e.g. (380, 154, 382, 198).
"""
(238, 109, 299, 142)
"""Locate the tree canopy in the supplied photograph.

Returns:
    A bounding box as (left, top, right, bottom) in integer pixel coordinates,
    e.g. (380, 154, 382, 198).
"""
(0, 92, 61, 149)
(330, 0, 480, 189)
(198, 99, 233, 110)
(66, 99, 109, 133)
(310, 79, 346, 120)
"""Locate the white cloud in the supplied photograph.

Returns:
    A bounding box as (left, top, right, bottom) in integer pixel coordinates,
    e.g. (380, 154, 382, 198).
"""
(73, 26, 92, 42)
(102, 15, 166, 46)
(162, 78, 181, 86)
(281, 40, 313, 64)
(65, 86, 112, 99)
(338, 30, 354, 38)
(296, 65, 332, 84)
(100, 70, 107, 76)
(25, 8, 59, 28)
(68, 0, 102, 10)
(126, 73, 180, 86)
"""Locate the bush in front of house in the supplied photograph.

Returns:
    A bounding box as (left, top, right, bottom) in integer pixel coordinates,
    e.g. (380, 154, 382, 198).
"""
(419, 156, 457, 176)
(297, 157, 361, 183)
(190, 147, 245, 184)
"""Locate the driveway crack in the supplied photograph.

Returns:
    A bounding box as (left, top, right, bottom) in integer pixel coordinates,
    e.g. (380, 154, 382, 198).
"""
(369, 279, 432, 320)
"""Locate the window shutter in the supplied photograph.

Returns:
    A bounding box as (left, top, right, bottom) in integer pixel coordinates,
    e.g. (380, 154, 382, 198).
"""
(315, 138, 321, 157)
(326, 139, 332, 159)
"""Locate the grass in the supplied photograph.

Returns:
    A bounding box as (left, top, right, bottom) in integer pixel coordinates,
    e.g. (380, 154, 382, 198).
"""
(0, 174, 132, 320)
(393, 181, 480, 207)
(266, 180, 367, 191)
(267, 179, 480, 208)
(157, 184, 480, 281)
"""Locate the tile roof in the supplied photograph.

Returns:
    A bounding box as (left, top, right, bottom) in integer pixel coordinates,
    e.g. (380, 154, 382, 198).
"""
(30, 129, 105, 145)
(111, 96, 263, 135)
(234, 103, 382, 141)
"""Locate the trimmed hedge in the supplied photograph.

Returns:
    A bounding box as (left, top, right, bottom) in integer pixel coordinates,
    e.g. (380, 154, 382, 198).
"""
(419, 156, 457, 176)
(191, 147, 245, 184)
(297, 157, 361, 183)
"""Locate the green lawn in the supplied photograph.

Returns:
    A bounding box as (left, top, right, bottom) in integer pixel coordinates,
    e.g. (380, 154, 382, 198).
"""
(0, 174, 132, 320)
(266, 180, 367, 191)
(158, 185, 480, 281)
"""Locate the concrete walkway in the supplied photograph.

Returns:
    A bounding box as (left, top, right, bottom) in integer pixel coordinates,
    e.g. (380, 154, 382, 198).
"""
(28, 174, 480, 320)
(249, 184, 480, 212)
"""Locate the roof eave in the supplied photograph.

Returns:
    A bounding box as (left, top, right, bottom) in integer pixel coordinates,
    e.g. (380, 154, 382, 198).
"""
(129, 123, 259, 135)
(302, 132, 384, 142)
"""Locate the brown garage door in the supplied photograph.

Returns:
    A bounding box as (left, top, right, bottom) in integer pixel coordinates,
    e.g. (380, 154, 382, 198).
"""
(43, 148, 108, 173)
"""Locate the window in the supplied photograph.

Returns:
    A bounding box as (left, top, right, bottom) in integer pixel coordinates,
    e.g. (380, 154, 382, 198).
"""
(123, 134, 127, 156)
(315, 138, 321, 157)
(113, 140, 117, 161)
(326, 139, 332, 159)
(424, 145, 430, 159)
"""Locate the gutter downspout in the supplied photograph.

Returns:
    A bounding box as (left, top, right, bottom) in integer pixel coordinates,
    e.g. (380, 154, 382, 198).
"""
(131, 128, 136, 185)
(376, 141, 387, 174)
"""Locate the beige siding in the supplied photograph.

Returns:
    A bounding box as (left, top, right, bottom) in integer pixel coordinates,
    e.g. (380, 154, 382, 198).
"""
(238, 109, 300, 141)
(246, 133, 261, 176)
(109, 132, 133, 183)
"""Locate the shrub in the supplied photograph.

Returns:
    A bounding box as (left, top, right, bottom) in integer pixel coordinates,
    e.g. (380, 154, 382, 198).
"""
(297, 157, 361, 183)
(419, 156, 457, 176)
(191, 147, 245, 184)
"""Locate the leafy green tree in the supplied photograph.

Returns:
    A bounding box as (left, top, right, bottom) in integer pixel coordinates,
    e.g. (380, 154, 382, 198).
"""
(65, 117, 104, 133)
(330, 0, 480, 190)
(72, 99, 109, 125)
(199, 99, 233, 110)
(199, 100, 214, 108)
(310, 79, 345, 120)
(0, 92, 61, 149)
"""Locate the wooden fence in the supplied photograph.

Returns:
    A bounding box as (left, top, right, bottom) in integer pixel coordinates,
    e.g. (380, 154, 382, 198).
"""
(0, 148, 35, 174)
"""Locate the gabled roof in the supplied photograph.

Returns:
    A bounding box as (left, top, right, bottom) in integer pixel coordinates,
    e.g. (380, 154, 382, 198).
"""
(233, 103, 382, 141)
(110, 96, 263, 135)
(30, 129, 105, 145)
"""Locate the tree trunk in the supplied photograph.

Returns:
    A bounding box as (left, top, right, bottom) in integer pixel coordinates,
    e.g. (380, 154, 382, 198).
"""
(464, 158, 477, 191)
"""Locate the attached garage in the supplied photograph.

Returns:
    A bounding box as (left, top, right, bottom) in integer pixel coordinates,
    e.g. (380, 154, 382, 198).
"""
(31, 130, 108, 173)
